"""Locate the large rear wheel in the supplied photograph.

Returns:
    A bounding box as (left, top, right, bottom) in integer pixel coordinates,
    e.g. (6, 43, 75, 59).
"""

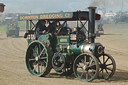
(25, 41, 53, 77)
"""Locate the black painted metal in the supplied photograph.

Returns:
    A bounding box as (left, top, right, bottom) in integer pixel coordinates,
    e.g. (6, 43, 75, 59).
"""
(88, 7, 96, 43)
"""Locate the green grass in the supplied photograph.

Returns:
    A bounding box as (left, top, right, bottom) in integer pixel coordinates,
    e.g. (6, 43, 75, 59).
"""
(18, 21, 26, 30)
(0, 24, 7, 34)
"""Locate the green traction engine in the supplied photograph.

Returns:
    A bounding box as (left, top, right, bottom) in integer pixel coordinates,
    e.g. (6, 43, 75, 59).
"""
(19, 7, 116, 82)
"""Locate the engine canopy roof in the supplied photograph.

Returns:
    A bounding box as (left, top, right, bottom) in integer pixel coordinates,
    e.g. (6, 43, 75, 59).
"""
(18, 11, 100, 21)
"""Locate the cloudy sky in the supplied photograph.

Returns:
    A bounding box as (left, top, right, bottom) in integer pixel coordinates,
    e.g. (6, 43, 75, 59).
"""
(1, 0, 128, 13)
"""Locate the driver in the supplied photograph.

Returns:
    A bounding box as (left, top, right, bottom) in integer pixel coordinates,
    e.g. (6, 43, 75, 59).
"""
(35, 20, 47, 39)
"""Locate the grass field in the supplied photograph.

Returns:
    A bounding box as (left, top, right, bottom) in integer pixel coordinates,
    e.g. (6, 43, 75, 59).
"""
(18, 21, 26, 30)
(0, 24, 7, 34)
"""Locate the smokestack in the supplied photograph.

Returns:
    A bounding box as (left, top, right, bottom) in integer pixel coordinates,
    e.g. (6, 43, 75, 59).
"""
(88, 7, 96, 43)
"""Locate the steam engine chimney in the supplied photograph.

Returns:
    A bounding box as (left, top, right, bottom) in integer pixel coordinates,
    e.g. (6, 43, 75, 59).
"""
(88, 7, 96, 43)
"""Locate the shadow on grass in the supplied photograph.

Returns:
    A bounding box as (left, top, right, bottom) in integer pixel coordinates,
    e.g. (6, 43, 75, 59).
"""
(110, 69, 128, 82)
(45, 69, 128, 83)
(103, 33, 122, 36)
(96, 33, 122, 38)
(45, 72, 75, 80)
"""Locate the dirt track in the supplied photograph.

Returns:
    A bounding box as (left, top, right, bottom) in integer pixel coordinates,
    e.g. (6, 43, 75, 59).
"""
(0, 24, 128, 85)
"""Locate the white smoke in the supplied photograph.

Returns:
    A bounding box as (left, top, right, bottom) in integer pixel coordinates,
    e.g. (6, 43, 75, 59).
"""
(90, 0, 107, 7)
(90, 0, 128, 11)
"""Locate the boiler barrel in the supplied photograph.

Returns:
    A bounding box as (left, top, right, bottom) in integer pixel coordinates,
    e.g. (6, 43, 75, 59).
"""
(65, 43, 104, 57)
(66, 44, 93, 55)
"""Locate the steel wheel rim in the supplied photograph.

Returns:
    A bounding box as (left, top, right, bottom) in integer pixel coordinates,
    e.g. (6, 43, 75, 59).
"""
(98, 53, 116, 80)
(26, 41, 48, 76)
(73, 53, 99, 82)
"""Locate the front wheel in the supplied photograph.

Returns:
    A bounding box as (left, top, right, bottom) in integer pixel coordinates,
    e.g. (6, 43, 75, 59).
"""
(97, 53, 116, 80)
(73, 53, 99, 82)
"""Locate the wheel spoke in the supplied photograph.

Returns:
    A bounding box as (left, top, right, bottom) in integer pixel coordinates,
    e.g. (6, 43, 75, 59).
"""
(88, 64, 95, 69)
(80, 71, 85, 78)
(104, 57, 109, 64)
(33, 64, 38, 72)
(106, 67, 112, 71)
(88, 72, 93, 77)
(29, 58, 36, 61)
(40, 62, 43, 73)
(36, 46, 39, 55)
(33, 61, 37, 65)
(102, 69, 104, 78)
(106, 63, 113, 66)
(40, 57, 47, 60)
(32, 61, 36, 65)
(105, 69, 109, 75)
(39, 48, 45, 57)
(42, 53, 46, 57)
(43, 60, 47, 65)
(38, 44, 41, 53)
(32, 53, 37, 57)
(32, 49, 38, 56)
(88, 57, 93, 66)
(98, 58, 102, 64)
